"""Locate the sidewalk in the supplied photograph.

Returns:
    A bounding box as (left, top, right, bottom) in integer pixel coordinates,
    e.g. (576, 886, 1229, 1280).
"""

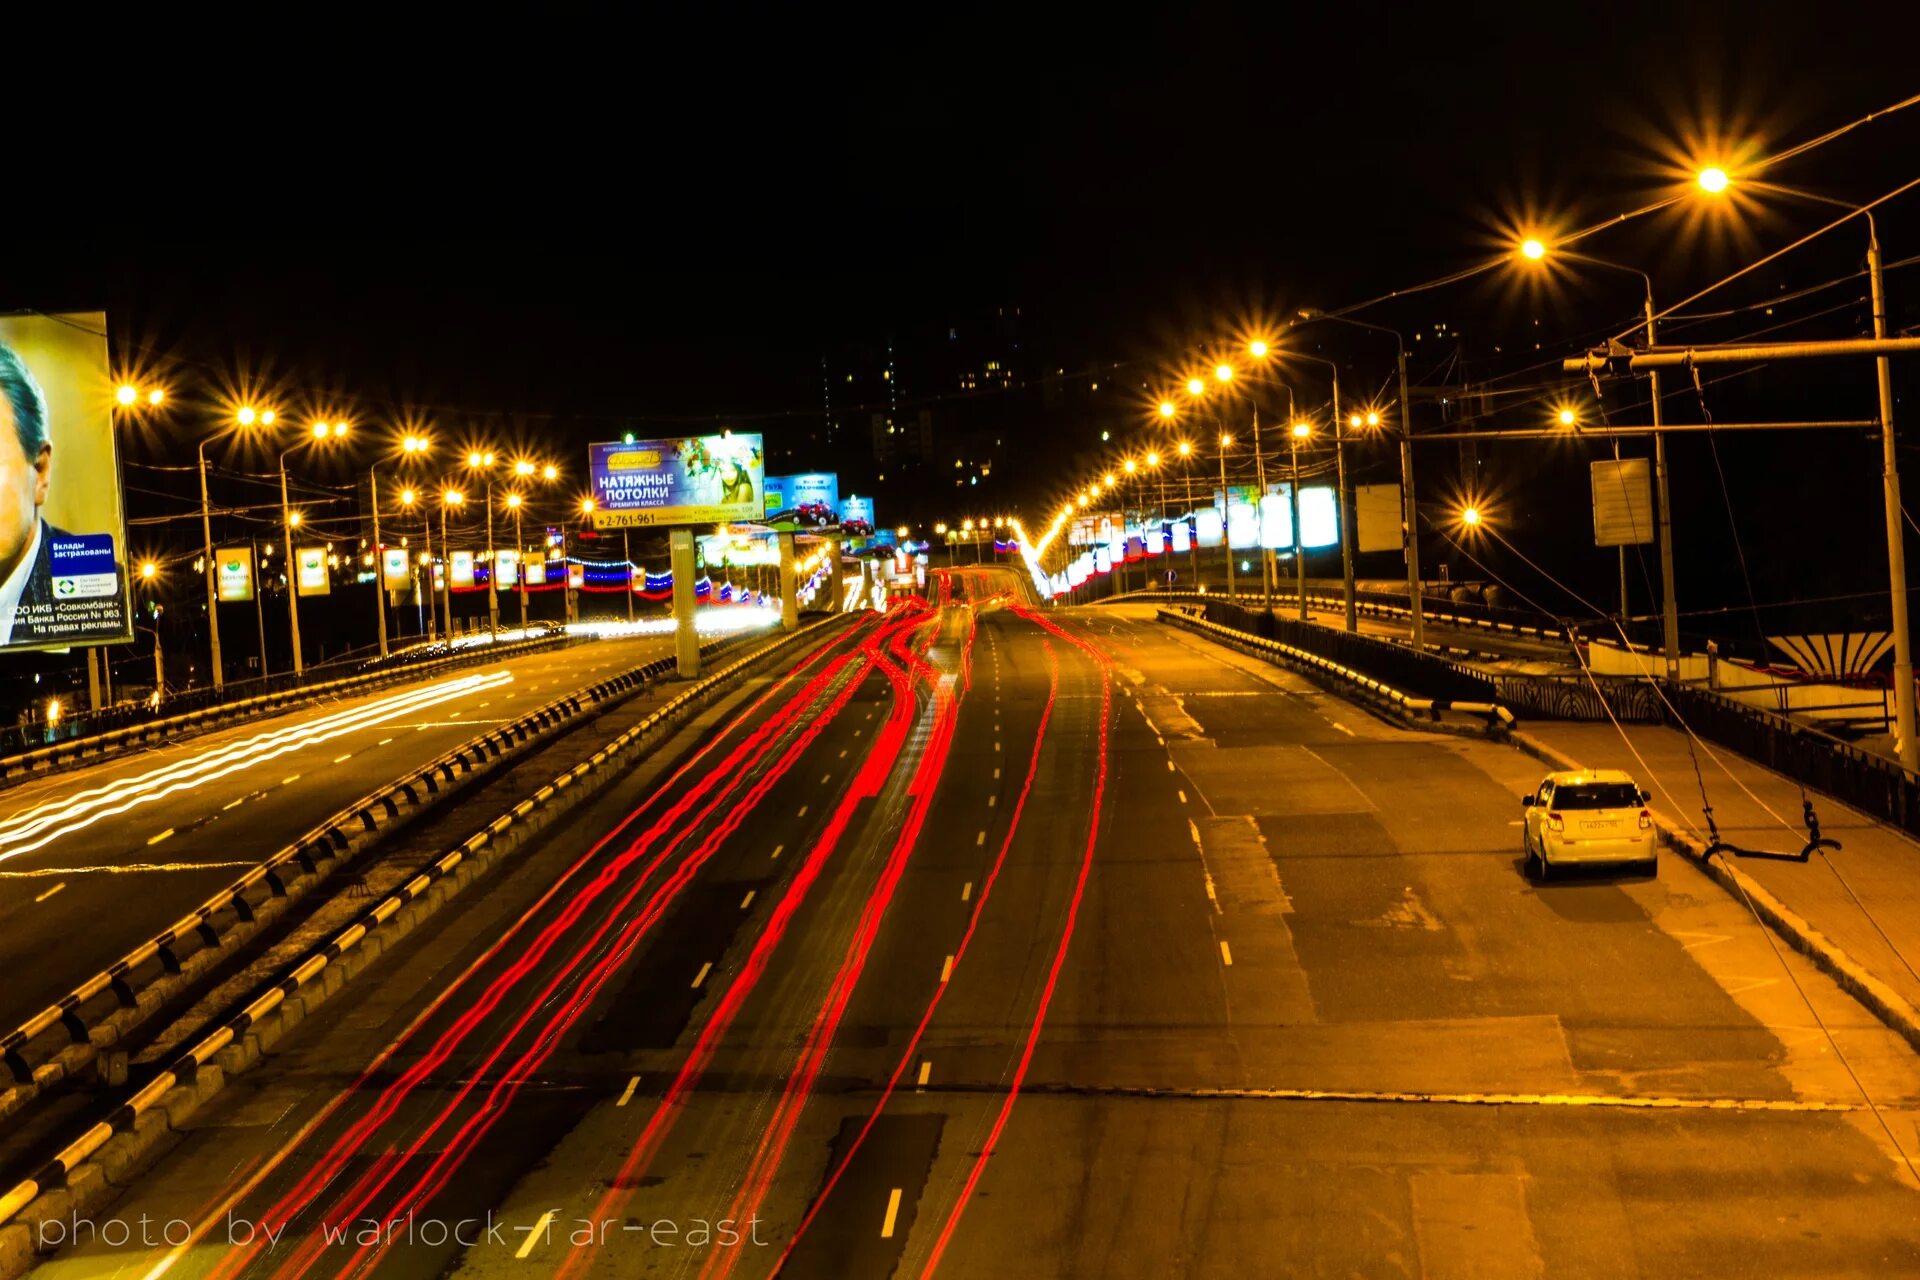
(1521, 719, 1920, 1042)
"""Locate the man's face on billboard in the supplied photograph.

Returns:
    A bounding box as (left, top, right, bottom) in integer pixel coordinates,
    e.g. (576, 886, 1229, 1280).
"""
(0, 395, 50, 578)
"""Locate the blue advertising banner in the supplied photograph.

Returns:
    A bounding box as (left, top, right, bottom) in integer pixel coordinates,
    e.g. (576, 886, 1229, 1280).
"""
(837, 495, 875, 533)
(764, 472, 840, 529)
(589, 434, 765, 530)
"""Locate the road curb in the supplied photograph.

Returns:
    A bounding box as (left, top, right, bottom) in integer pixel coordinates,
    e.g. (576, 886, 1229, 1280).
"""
(0, 619, 842, 1275)
(1509, 729, 1920, 1059)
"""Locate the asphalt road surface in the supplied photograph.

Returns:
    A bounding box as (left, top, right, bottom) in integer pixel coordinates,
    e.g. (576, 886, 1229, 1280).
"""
(27, 569, 1920, 1279)
(0, 632, 689, 1030)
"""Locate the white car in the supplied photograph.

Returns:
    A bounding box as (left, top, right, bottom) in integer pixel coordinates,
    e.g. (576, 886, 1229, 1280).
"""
(1521, 769, 1657, 879)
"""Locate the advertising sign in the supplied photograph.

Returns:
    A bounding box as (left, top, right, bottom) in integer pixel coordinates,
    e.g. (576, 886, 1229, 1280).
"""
(838, 494, 874, 532)
(567, 563, 585, 589)
(450, 550, 475, 588)
(0, 312, 131, 650)
(296, 547, 330, 597)
(591, 434, 765, 530)
(496, 549, 520, 587)
(380, 547, 410, 590)
(1195, 508, 1224, 549)
(1227, 499, 1260, 551)
(1355, 484, 1403, 555)
(761, 472, 840, 529)
(1591, 458, 1654, 547)
(1299, 486, 1339, 549)
(216, 546, 255, 602)
(525, 558, 548, 586)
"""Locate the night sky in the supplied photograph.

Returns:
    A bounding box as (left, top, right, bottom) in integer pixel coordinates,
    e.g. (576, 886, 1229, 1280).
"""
(4, 2, 1919, 673)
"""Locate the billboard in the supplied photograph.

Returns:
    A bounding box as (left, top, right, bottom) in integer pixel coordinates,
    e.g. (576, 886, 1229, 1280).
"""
(0, 312, 131, 650)
(216, 546, 255, 602)
(590, 433, 765, 530)
(525, 558, 548, 586)
(380, 547, 410, 590)
(838, 494, 874, 532)
(296, 547, 330, 596)
(496, 549, 520, 587)
(450, 550, 474, 588)
(1355, 484, 1403, 555)
(1591, 458, 1653, 546)
(762, 471, 839, 529)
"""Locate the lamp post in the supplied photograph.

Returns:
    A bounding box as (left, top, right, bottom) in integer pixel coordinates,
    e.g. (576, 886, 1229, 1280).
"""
(1218, 432, 1236, 602)
(1289, 420, 1311, 621)
(440, 488, 464, 639)
(196, 406, 274, 690)
(280, 420, 349, 677)
(1293, 311, 1425, 650)
(1271, 344, 1355, 631)
(1715, 180, 1916, 768)
(465, 451, 500, 640)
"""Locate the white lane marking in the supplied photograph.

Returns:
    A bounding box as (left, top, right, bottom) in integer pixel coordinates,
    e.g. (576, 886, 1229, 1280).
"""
(917, 1061, 931, 1091)
(516, 1211, 555, 1259)
(881, 1188, 904, 1239)
(988, 795, 997, 808)
(448, 711, 462, 718)
(772, 844, 784, 860)
(1220, 940, 1234, 967)
(33, 881, 65, 903)
(692, 962, 714, 989)
(839, 749, 848, 759)
(1166, 760, 1175, 771)
(821, 774, 831, 784)
(222, 798, 245, 811)
(1178, 790, 1188, 804)
(976, 831, 987, 846)
(940, 955, 954, 982)
(333, 753, 353, 764)
(1330, 721, 1355, 736)
(993, 768, 1001, 780)
(798, 805, 809, 818)
(741, 890, 756, 910)
(961, 881, 973, 902)
(281, 774, 301, 785)
(617, 1076, 640, 1107)
(994, 742, 1001, 752)
(147, 828, 175, 846)
(376, 737, 394, 746)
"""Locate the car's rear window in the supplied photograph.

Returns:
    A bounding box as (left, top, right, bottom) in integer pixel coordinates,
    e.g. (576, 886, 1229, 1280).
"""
(1553, 783, 1641, 810)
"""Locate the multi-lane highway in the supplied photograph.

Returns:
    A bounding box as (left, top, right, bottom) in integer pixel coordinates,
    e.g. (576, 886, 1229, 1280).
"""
(21, 571, 1920, 1278)
(0, 634, 687, 1029)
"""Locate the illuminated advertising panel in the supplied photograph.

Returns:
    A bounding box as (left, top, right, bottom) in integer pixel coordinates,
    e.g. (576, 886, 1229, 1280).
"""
(380, 547, 410, 590)
(1195, 508, 1224, 549)
(1591, 459, 1653, 546)
(496, 549, 520, 587)
(590, 434, 765, 530)
(525, 559, 548, 586)
(837, 494, 874, 531)
(295, 547, 330, 596)
(450, 550, 475, 588)
(0, 312, 132, 650)
(216, 547, 254, 602)
(1227, 499, 1260, 550)
(1299, 486, 1339, 549)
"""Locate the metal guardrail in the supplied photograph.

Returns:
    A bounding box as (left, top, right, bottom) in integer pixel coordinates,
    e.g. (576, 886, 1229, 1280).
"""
(1198, 600, 1503, 704)
(0, 631, 572, 790)
(1665, 682, 1920, 836)
(1160, 608, 1513, 732)
(1100, 587, 1564, 642)
(0, 618, 829, 1234)
(0, 626, 768, 1111)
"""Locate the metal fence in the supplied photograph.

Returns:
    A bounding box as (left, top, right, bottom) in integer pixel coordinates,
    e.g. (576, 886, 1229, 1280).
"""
(1201, 600, 1499, 703)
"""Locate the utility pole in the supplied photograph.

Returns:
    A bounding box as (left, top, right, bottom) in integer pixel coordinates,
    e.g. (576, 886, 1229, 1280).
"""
(1870, 227, 1918, 771)
(197, 442, 224, 690)
(370, 469, 389, 660)
(1398, 346, 1425, 650)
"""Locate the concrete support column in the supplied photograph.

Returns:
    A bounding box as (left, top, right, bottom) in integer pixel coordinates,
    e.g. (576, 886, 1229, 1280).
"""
(670, 528, 699, 678)
(779, 532, 800, 632)
(826, 539, 842, 614)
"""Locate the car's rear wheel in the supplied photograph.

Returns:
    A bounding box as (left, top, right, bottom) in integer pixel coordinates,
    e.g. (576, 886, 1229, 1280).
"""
(1525, 840, 1548, 882)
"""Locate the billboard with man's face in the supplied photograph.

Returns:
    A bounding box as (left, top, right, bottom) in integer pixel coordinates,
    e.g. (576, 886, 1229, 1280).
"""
(590, 434, 764, 530)
(0, 313, 131, 651)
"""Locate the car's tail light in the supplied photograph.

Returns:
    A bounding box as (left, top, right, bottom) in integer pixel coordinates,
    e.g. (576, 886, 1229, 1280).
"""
(1638, 809, 1653, 830)
(1546, 811, 1564, 832)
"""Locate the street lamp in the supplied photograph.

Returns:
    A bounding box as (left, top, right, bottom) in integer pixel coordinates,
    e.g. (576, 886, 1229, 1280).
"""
(440, 488, 465, 640)
(1261, 341, 1357, 630)
(1218, 432, 1236, 601)
(278, 421, 350, 677)
(1292, 310, 1427, 649)
(195, 404, 273, 691)
(465, 451, 502, 639)
(1288, 421, 1311, 620)
(368, 432, 431, 658)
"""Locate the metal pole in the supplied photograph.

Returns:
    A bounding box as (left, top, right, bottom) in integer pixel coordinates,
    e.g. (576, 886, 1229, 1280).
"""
(370, 468, 389, 659)
(624, 529, 635, 623)
(253, 545, 269, 678)
(1252, 404, 1271, 608)
(1184, 464, 1196, 588)
(1869, 224, 1918, 771)
(440, 506, 453, 640)
(485, 482, 499, 640)
(1220, 441, 1235, 602)
(198, 442, 224, 690)
(1291, 434, 1306, 621)
(517, 510, 529, 632)
(1333, 370, 1357, 632)
(151, 627, 164, 699)
(1645, 291, 1681, 681)
(421, 513, 435, 641)
(85, 648, 101, 712)
(1398, 346, 1425, 650)
(279, 459, 304, 676)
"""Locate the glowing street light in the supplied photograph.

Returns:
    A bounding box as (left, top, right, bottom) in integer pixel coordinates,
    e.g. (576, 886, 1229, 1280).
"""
(542, 464, 558, 481)
(1214, 363, 1234, 383)
(506, 492, 523, 510)
(401, 433, 430, 455)
(1248, 340, 1269, 358)
(1557, 407, 1578, 427)
(1158, 400, 1176, 419)
(116, 385, 138, 406)
(1520, 237, 1547, 261)
(1697, 166, 1730, 194)
(1177, 441, 1192, 457)
(580, 496, 597, 515)
(147, 389, 165, 406)
(1460, 505, 1483, 527)
(1186, 377, 1206, 396)
(1123, 458, 1137, 475)
(139, 560, 158, 580)
(515, 459, 536, 477)
(1291, 421, 1312, 439)
(236, 406, 258, 426)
